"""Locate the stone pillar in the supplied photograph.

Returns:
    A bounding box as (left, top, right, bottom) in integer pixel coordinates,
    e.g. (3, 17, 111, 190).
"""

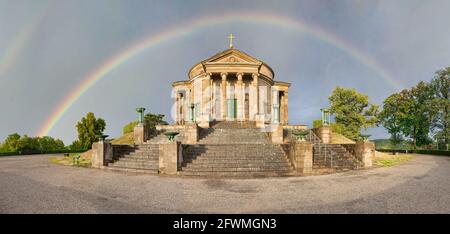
(355, 141, 375, 168)
(221, 72, 228, 120)
(198, 73, 211, 128)
(202, 73, 211, 117)
(283, 91, 289, 125)
(236, 72, 244, 121)
(185, 122, 199, 144)
(271, 124, 284, 144)
(158, 141, 182, 175)
(134, 124, 147, 144)
(292, 141, 313, 175)
(91, 141, 113, 169)
(177, 92, 183, 125)
(315, 125, 332, 144)
(252, 73, 260, 116)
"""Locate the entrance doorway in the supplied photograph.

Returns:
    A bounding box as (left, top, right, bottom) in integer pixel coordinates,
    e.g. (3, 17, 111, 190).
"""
(227, 99, 237, 119)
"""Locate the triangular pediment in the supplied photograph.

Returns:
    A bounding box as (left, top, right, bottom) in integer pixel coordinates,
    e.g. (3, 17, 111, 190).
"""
(203, 49, 261, 65)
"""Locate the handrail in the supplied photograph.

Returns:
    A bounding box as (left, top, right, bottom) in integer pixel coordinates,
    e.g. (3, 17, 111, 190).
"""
(308, 130, 336, 168)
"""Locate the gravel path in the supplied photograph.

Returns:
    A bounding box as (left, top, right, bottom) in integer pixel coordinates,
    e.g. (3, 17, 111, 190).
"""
(0, 154, 449, 213)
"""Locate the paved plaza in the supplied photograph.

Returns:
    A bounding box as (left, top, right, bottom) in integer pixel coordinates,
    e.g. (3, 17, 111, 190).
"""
(0, 154, 449, 213)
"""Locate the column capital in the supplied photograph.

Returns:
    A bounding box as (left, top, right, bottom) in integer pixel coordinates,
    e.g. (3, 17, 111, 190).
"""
(220, 72, 228, 80)
(252, 73, 260, 79)
(205, 72, 212, 78)
(236, 72, 244, 79)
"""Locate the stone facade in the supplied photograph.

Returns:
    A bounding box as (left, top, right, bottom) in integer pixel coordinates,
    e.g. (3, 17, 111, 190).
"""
(172, 48, 291, 127)
(101, 45, 373, 177)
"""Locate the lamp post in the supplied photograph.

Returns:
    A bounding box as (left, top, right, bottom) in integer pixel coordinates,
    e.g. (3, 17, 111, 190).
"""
(136, 107, 146, 125)
(320, 108, 330, 126)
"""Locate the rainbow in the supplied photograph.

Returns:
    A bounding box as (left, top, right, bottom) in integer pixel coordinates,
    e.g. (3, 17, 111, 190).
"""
(0, 2, 53, 78)
(37, 11, 400, 137)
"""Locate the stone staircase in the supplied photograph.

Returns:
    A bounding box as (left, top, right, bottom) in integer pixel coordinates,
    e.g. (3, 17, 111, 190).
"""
(180, 121, 294, 177)
(306, 131, 361, 172)
(313, 144, 361, 170)
(105, 144, 159, 174)
(198, 121, 269, 144)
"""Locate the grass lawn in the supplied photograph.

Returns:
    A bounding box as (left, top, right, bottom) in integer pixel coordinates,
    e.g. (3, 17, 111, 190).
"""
(49, 153, 91, 168)
(373, 151, 414, 167)
(111, 132, 134, 145)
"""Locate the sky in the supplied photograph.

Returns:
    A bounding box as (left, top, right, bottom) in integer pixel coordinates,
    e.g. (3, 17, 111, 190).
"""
(1, 0, 450, 144)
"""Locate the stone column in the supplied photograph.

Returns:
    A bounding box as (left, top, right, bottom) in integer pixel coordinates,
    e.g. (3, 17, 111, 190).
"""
(210, 77, 214, 119)
(283, 91, 289, 125)
(236, 72, 244, 121)
(177, 92, 183, 125)
(220, 72, 228, 120)
(202, 73, 211, 118)
(252, 73, 260, 115)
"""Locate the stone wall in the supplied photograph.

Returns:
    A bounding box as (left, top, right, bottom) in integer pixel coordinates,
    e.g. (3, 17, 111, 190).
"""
(281, 141, 313, 175)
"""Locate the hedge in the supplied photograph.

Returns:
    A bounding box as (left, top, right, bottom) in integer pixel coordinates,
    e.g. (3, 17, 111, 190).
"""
(0, 149, 86, 157)
(376, 149, 450, 156)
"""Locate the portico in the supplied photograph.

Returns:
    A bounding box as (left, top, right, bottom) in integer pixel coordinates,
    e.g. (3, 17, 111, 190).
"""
(172, 43, 290, 128)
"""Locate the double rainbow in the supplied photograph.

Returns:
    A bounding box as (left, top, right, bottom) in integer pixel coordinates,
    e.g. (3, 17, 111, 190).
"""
(37, 11, 399, 137)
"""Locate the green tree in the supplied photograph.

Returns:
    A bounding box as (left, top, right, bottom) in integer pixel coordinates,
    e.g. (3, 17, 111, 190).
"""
(403, 82, 433, 148)
(1, 133, 21, 152)
(379, 93, 404, 144)
(123, 121, 139, 134)
(16, 135, 38, 153)
(328, 87, 378, 140)
(312, 119, 322, 128)
(68, 140, 84, 151)
(144, 113, 168, 127)
(429, 68, 450, 149)
(122, 113, 168, 136)
(76, 112, 106, 150)
(35, 136, 65, 151)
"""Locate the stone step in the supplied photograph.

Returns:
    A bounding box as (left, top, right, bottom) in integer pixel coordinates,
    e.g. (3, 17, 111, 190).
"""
(104, 166, 158, 174)
(109, 161, 158, 170)
(180, 171, 293, 178)
(112, 157, 158, 163)
(186, 162, 291, 168)
(182, 167, 291, 172)
(185, 158, 289, 163)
